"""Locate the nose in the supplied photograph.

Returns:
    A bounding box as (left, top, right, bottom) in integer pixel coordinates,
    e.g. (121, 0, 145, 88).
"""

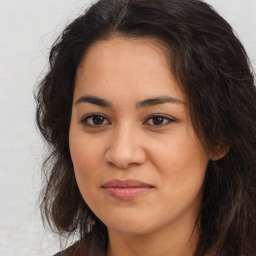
(105, 123, 146, 169)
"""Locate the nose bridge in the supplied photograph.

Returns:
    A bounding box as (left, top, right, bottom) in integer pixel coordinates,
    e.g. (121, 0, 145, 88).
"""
(115, 121, 134, 146)
(105, 121, 146, 168)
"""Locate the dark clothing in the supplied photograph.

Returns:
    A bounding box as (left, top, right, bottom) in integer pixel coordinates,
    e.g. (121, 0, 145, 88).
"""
(53, 251, 105, 256)
(52, 235, 106, 256)
(52, 243, 106, 256)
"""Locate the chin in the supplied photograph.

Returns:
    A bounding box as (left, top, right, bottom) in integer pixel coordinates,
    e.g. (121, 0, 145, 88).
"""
(107, 223, 153, 236)
(102, 212, 160, 236)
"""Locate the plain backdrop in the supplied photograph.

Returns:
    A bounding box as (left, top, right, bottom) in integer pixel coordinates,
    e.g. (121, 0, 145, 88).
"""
(0, 1, 255, 255)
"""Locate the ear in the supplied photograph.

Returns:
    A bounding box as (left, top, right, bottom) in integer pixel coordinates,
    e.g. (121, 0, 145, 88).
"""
(210, 145, 230, 161)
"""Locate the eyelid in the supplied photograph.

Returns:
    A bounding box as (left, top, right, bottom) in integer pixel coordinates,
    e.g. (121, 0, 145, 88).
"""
(143, 114, 175, 126)
(81, 113, 111, 127)
(80, 113, 175, 128)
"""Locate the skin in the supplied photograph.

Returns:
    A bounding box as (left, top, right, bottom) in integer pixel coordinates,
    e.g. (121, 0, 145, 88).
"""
(69, 36, 210, 256)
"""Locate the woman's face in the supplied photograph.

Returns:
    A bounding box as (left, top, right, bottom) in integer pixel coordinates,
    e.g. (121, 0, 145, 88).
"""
(69, 36, 209, 236)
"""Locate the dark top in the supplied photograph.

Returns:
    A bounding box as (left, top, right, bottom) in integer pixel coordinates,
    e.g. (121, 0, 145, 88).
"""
(52, 242, 106, 256)
(53, 251, 105, 256)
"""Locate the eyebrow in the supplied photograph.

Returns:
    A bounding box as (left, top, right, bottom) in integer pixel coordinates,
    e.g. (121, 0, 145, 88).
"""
(75, 95, 112, 107)
(75, 95, 184, 108)
(136, 96, 184, 109)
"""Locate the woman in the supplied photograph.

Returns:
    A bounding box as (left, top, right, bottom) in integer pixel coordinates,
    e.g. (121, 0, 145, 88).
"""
(36, 0, 256, 255)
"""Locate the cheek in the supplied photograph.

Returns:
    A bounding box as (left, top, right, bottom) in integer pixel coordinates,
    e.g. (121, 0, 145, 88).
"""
(69, 133, 104, 171)
(149, 130, 208, 189)
(69, 131, 107, 199)
(150, 138, 208, 217)
(69, 134, 106, 209)
(151, 137, 203, 169)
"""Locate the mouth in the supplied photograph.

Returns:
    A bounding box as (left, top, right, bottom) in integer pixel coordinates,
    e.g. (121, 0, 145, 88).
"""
(101, 179, 154, 200)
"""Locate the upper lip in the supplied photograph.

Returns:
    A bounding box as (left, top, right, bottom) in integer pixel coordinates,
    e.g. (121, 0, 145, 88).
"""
(102, 179, 153, 188)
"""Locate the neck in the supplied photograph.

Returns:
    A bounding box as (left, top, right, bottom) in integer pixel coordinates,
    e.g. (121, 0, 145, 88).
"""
(106, 221, 199, 256)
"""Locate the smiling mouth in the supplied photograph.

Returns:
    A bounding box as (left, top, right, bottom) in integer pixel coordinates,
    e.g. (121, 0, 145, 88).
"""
(102, 179, 154, 200)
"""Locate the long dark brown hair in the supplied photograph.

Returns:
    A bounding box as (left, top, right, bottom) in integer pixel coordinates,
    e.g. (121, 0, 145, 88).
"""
(35, 0, 256, 255)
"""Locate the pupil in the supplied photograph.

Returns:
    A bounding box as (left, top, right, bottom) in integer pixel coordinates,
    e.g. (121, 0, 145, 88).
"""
(93, 116, 104, 125)
(153, 116, 164, 125)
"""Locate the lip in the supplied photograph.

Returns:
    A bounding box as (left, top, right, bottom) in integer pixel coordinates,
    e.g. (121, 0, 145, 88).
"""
(102, 179, 154, 200)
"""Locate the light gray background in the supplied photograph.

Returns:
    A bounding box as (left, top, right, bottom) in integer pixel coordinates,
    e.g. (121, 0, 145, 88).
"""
(0, 1, 255, 255)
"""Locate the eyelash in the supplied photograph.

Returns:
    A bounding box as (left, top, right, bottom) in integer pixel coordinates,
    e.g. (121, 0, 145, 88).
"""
(81, 114, 110, 127)
(145, 114, 175, 126)
(81, 114, 175, 128)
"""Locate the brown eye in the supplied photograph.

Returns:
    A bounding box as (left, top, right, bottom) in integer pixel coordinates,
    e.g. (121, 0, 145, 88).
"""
(92, 116, 105, 125)
(81, 114, 110, 127)
(152, 116, 165, 125)
(144, 115, 174, 126)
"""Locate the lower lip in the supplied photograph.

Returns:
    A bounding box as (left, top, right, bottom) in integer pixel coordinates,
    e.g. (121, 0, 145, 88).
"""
(103, 187, 152, 200)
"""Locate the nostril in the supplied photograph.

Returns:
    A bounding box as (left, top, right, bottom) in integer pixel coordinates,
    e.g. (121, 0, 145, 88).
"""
(105, 147, 146, 170)
(104, 130, 147, 169)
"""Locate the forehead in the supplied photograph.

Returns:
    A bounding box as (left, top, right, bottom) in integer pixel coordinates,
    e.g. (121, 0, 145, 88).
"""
(77, 36, 171, 77)
(74, 36, 183, 103)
